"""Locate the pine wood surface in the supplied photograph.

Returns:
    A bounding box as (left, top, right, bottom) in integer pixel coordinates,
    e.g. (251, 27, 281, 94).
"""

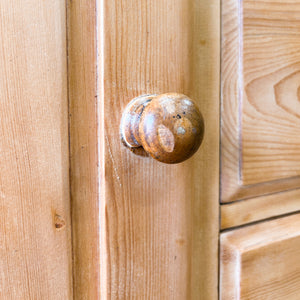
(221, 188, 300, 229)
(221, 0, 300, 203)
(0, 1, 72, 299)
(67, 1, 100, 299)
(220, 213, 300, 299)
(98, 0, 220, 298)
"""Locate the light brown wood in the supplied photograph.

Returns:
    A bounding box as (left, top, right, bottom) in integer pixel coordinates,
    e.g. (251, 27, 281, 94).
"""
(221, 189, 300, 229)
(221, 0, 300, 203)
(0, 1, 72, 299)
(220, 213, 300, 299)
(98, 0, 220, 298)
(67, 0, 100, 299)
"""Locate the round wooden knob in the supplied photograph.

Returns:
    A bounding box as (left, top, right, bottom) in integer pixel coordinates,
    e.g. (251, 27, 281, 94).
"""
(120, 93, 204, 164)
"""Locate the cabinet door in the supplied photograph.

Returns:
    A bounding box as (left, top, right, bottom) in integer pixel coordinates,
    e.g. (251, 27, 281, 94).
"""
(221, 0, 300, 230)
(68, 0, 220, 299)
(221, 0, 300, 203)
(220, 214, 300, 299)
(220, 1, 300, 298)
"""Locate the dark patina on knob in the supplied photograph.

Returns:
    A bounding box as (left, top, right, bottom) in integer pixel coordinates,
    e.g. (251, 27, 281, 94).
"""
(120, 93, 204, 164)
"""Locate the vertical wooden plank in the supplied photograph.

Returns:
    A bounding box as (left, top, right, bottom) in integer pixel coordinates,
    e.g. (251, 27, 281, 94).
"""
(67, 1, 100, 299)
(0, 1, 72, 299)
(98, 0, 220, 299)
(189, 1, 220, 298)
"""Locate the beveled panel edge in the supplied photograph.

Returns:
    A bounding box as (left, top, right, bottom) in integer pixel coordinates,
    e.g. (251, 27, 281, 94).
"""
(221, 188, 300, 230)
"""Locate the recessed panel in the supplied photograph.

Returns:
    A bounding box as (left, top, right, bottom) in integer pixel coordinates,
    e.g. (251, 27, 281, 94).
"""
(221, 0, 300, 202)
(242, 0, 300, 185)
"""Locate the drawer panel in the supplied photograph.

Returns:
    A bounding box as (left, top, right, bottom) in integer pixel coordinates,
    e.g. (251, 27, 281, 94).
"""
(220, 214, 300, 299)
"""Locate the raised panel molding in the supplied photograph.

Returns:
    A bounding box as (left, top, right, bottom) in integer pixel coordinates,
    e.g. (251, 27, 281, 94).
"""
(221, 0, 300, 203)
(220, 213, 300, 299)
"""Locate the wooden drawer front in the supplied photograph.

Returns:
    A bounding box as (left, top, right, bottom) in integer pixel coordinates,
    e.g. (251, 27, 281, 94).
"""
(220, 214, 300, 299)
(221, 0, 300, 203)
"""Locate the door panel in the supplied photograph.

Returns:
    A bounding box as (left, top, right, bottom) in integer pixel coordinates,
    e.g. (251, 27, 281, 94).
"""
(221, 0, 300, 203)
(94, 0, 220, 299)
(220, 214, 300, 299)
(0, 1, 72, 299)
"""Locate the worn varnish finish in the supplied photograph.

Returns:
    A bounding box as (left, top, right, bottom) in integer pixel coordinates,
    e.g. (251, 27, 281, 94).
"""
(121, 93, 204, 164)
(67, 0, 100, 299)
(220, 214, 300, 299)
(0, 1, 72, 298)
(99, 0, 220, 298)
(221, 0, 300, 203)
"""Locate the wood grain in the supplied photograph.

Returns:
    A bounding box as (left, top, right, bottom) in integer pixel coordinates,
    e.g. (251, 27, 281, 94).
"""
(0, 1, 72, 298)
(67, 1, 100, 299)
(221, 0, 300, 202)
(221, 188, 300, 229)
(220, 213, 300, 299)
(242, 0, 300, 185)
(99, 0, 220, 298)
